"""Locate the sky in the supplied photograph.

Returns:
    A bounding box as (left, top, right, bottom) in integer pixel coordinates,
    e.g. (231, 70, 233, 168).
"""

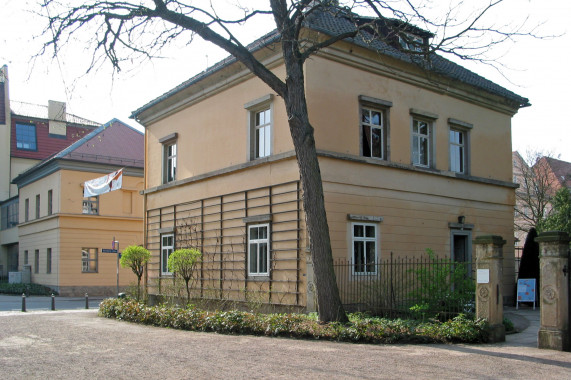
(1, 0, 570, 162)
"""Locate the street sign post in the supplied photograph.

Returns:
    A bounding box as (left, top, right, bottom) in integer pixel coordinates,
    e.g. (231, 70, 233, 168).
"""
(103, 239, 120, 296)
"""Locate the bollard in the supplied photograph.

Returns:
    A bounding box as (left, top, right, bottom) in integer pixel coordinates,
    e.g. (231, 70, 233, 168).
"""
(85, 293, 89, 309)
(51, 294, 55, 311)
(21, 293, 26, 312)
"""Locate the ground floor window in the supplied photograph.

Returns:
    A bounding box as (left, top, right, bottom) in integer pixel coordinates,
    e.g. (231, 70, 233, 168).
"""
(161, 234, 174, 275)
(34, 249, 39, 273)
(352, 222, 377, 274)
(82, 248, 98, 273)
(47, 248, 52, 274)
(248, 224, 270, 276)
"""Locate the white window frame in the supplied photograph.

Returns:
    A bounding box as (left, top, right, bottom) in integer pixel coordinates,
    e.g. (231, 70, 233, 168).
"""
(82, 195, 99, 215)
(411, 117, 432, 168)
(164, 142, 177, 183)
(449, 128, 466, 173)
(361, 107, 385, 159)
(247, 223, 270, 277)
(245, 94, 274, 161)
(81, 248, 98, 273)
(161, 233, 175, 275)
(448, 119, 472, 175)
(398, 33, 424, 52)
(351, 222, 378, 275)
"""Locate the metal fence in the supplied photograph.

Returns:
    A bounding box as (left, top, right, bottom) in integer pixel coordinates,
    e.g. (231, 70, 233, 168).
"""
(333, 253, 475, 319)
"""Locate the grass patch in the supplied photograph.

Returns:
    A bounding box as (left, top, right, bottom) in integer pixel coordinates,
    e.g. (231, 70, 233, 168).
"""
(0, 283, 57, 296)
(99, 298, 489, 344)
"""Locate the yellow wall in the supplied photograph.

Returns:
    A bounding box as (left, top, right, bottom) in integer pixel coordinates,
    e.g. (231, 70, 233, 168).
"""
(145, 65, 293, 190)
(305, 55, 514, 182)
(141, 42, 519, 304)
(18, 168, 144, 295)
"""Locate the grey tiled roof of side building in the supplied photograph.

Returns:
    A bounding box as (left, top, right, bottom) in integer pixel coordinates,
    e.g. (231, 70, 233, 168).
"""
(131, 9, 529, 119)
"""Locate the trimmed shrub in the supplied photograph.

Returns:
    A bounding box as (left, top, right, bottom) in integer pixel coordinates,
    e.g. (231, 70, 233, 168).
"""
(99, 298, 489, 344)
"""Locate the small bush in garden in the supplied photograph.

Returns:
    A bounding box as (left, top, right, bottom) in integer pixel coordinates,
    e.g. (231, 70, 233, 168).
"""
(503, 317, 515, 333)
(167, 248, 202, 304)
(120, 245, 151, 301)
(98, 298, 489, 344)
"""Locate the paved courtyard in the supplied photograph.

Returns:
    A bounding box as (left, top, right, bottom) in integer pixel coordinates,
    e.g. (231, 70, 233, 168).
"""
(0, 307, 570, 379)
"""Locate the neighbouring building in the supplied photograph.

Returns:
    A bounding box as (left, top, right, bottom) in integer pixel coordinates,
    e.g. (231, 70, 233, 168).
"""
(0, 64, 100, 280)
(513, 151, 571, 247)
(132, 10, 529, 310)
(12, 119, 144, 296)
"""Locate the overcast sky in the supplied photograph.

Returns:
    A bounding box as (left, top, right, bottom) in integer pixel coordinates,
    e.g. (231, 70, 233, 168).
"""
(1, 0, 569, 161)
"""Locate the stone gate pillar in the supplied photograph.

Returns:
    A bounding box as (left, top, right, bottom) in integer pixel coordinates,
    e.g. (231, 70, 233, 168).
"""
(474, 235, 505, 343)
(536, 231, 570, 351)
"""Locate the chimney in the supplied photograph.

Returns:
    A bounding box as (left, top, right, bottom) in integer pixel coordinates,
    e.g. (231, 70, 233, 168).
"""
(48, 100, 67, 136)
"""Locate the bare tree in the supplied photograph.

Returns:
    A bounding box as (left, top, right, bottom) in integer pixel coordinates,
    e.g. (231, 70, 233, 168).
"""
(514, 150, 561, 233)
(40, 0, 537, 322)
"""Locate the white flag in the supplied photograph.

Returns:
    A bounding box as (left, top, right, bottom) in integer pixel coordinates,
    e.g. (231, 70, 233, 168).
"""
(84, 169, 123, 197)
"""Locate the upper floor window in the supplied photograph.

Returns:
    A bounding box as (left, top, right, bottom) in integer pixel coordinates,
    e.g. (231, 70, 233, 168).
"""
(0, 198, 19, 230)
(159, 133, 178, 184)
(83, 195, 99, 215)
(161, 234, 174, 275)
(25, 198, 29, 222)
(47, 190, 53, 215)
(359, 96, 392, 160)
(245, 94, 273, 160)
(352, 222, 378, 275)
(248, 223, 270, 276)
(410, 109, 437, 168)
(35, 194, 40, 219)
(448, 118, 472, 175)
(449, 129, 465, 173)
(412, 118, 431, 167)
(398, 33, 424, 52)
(16, 123, 37, 151)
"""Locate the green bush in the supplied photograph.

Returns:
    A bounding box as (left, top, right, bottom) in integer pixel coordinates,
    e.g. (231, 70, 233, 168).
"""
(0, 283, 57, 296)
(99, 298, 489, 344)
(408, 248, 475, 320)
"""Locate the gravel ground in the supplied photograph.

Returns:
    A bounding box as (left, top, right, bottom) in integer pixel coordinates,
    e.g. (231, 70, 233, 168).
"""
(1, 310, 570, 380)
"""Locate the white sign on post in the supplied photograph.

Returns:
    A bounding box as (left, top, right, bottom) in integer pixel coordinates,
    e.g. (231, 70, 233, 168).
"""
(477, 269, 490, 284)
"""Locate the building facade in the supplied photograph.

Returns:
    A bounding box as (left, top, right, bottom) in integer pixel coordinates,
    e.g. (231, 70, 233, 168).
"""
(12, 120, 145, 296)
(132, 11, 528, 309)
(0, 65, 100, 280)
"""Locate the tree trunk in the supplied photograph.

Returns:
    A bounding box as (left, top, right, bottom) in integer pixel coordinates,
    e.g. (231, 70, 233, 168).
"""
(137, 275, 141, 302)
(282, 57, 348, 323)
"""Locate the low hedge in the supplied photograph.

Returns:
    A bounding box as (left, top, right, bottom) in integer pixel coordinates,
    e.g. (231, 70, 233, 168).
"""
(99, 298, 489, 344)
(0, 283, 57, 296)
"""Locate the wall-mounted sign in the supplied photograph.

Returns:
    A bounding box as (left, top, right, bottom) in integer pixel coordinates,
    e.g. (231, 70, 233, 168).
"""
(477, 269, 489, 284)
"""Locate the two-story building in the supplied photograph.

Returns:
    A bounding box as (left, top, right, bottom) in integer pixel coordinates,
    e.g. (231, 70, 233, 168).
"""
(0, 65, 100, 280)
(12, 119, 145, 296)
(132, 10, 528, 309)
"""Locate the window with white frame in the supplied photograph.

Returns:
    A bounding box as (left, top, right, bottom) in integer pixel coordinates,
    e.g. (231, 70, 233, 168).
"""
(449, 129, 466, 173)
(159, 133, 178, 184)
(352, 223, 377, 274)
(448, 119, 472, 175)
(398, 33, 424, 52)
(361, 108, 386, 159)
(248, 224, 270, 276)
(82, 195, 99, 215)
(161, 234, 174, 275)
(411, 117, 432, 167)
(164, 142, 177, 183)
(82, 248, 98, 273)
(245, 94, 273, 160)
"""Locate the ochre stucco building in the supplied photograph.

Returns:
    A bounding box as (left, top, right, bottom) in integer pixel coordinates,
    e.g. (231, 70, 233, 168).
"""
(132, 10, 529, 310)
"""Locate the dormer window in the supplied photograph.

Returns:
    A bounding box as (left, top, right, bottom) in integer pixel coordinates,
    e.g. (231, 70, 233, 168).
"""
(398, 33, 424, 52)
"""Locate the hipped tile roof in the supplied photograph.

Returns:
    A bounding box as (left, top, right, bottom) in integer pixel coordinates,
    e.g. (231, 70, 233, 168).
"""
(132, 9, 529, 118)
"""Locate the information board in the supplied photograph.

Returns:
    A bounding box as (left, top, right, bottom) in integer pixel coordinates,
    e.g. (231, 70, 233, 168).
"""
(516, 278, 536, 309)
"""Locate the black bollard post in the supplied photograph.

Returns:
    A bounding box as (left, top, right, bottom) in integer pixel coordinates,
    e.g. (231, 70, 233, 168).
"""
(85, 293, 89, 309)
(21, 293, 26, 312)
(51, 294, 55, 311)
